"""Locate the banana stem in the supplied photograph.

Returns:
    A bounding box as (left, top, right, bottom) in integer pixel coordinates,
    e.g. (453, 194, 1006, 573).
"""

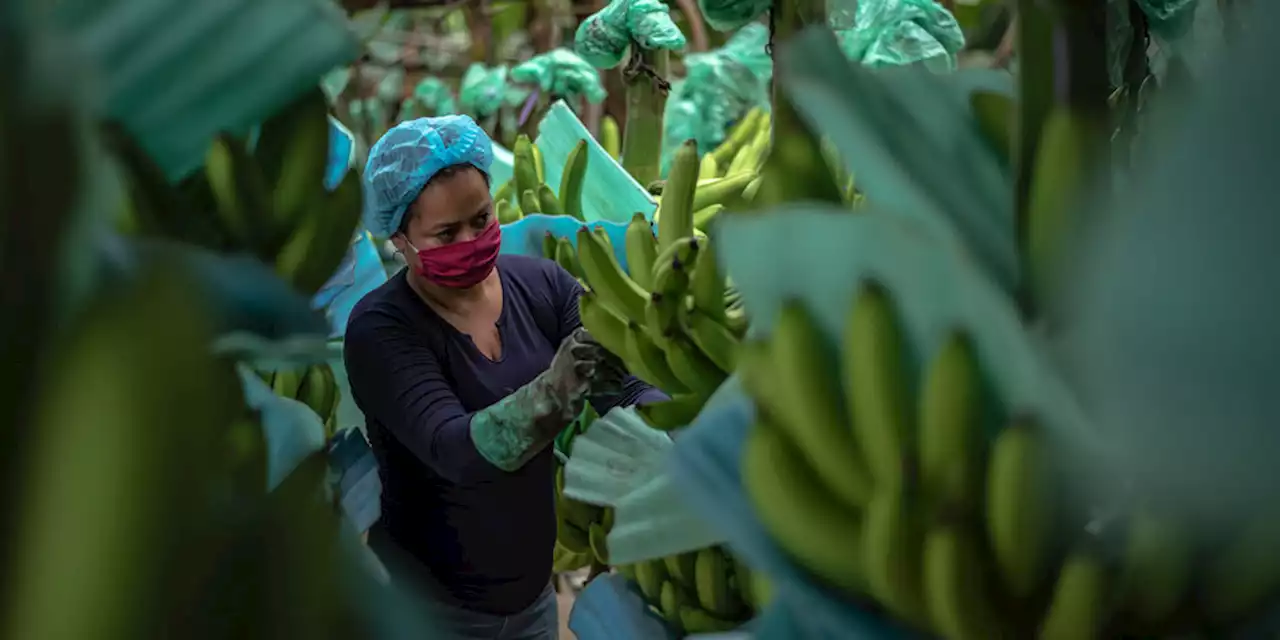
(768, 0, 824, 142)
(620, 46, 669, 187)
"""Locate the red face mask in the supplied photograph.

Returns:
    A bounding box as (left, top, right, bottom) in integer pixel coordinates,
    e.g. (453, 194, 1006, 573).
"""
(406, 221, 502, 288)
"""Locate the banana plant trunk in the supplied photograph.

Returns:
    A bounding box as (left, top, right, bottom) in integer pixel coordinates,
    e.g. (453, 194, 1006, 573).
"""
(620, 47, 669, 187)
(758, 0, 846, 206)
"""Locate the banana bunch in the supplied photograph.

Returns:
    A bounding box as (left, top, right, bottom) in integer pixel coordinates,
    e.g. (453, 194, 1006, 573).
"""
(738, 286, 1280, 638)
(651, 108, 772, 231)
(493, 134, 589, 223)
(551, 404, 615, 573)
(616, 546, 762, 635)
(540, 139, 749, 432)
(111, 88, 363, 297)
(257, 364, 343, 440)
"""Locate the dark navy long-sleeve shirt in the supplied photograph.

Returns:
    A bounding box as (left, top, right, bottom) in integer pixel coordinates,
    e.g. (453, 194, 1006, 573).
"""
(343, 254, 665, 615)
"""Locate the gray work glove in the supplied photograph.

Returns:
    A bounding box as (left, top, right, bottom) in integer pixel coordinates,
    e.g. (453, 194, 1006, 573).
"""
(471, 328, 626, 472)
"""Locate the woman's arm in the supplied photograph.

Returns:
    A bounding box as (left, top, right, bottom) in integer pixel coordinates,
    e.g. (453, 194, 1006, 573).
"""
(549, 264, 670, 411)
(343, 314, 501, 484)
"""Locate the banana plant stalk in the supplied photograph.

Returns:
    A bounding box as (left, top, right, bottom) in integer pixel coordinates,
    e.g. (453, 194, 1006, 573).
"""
(620, 45, 670, 187)
(756, 0, 845, 206)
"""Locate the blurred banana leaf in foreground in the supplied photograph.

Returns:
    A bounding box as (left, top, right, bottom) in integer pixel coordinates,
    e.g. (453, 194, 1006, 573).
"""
(53, 0, 360, 180)
(1058, 0, 1280, 533)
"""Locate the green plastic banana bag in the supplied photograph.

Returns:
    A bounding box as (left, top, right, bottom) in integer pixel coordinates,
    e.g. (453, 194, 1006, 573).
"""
(510, 49, 608, 104)
(574, 0, 687, 69)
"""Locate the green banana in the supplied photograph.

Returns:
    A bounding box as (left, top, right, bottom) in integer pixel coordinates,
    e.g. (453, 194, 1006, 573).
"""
(688, 239, 727, 322)
(494, 178, 515, 205)
(698, 153, 720, 181)
(844, 283, 913, 489)
(531, 138, 546, 182)
(271, 368, 304, 399)
(624, 212, 658, 290)
(297, 365, 337, 420)
(692, 204, 724, 231)
(1038, 550, 1107, 639)
(1202, 515, 1280, 625)
(743, 418, 866, 595)
(575, 227, 649, 323)
(623, 321, 689, 393)
(919, 331, 983, 511)
(600, 115, 621, 159)
(862, 487, 926, 624)
(559, 139, 588, 221)
(1115, 510, 1193, 627)
(662, 334, 726, 398)
(691, 171, 755, 212)
(659, 580, 684, 624)
(656, 139, 699, 253)
(513, 134, 540, 199)
(678, 605, 740, 634)
(588, 522, 610, 565)
(554, 237, 582, 279)
(986, 419, 1054, 599)
(634, 561, 669, 601)
(710, 108, 762, 168)
(541, 231, 557, 260)
(496, 199, 522, 225)
(1025, 106, 1097, 307)
(682, 309, 738, 373)
(738, 303, 872, 508)
(636, 394, 705, 431)
(578, 292, 629, 358)
(537, 184, 563, 216)
(519, 188, 541, 216)
(204, 134, 268, 249)
(258, 91, 331, 233)
(274, 170, 362, 295)
(694, 548, 739, 617)
(556, 506, 592, 554)
(664, 552, 697, 587)
(922, 523, 1000, 640)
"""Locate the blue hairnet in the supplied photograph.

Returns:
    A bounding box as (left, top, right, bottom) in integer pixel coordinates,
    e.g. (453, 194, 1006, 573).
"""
(362, 114, 494, 238)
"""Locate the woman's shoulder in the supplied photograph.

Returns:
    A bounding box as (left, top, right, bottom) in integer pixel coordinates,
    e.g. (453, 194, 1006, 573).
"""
(498, 253, 572, 290)
(346, 271, 416, 336)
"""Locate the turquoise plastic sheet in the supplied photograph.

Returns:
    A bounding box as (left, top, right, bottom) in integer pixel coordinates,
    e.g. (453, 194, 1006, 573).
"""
(534, 100, 657, 225)
(569, 575, 679, 640)
(499, 214, 635, 274)
(560, 407, 723, 565)
(54, 0, 361, 180)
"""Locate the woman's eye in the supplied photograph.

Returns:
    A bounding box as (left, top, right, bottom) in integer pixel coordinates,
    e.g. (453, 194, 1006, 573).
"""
(437, 230, 455, 242)
(474, 211, 491, 226)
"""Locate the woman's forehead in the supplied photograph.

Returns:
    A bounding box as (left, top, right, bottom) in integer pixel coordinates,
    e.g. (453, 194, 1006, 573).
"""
(409, 169, 491, 228)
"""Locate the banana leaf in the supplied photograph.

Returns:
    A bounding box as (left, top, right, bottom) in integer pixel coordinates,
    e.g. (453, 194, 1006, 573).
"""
(776, 27, 1018, 294)
(98, 234, 331, 339)
(500, 214, 636, 274)
(54, 0, 360, 180)
(534, 100, 658, 224)
(238, 365, 328, 491)
(1059, 0, 1280, 535)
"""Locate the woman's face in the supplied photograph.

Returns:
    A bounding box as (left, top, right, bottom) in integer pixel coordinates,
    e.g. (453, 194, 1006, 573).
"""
(397, 166, 493, 251)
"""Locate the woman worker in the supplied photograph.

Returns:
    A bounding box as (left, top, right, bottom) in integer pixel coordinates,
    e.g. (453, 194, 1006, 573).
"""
(343, 115, 664, 639)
